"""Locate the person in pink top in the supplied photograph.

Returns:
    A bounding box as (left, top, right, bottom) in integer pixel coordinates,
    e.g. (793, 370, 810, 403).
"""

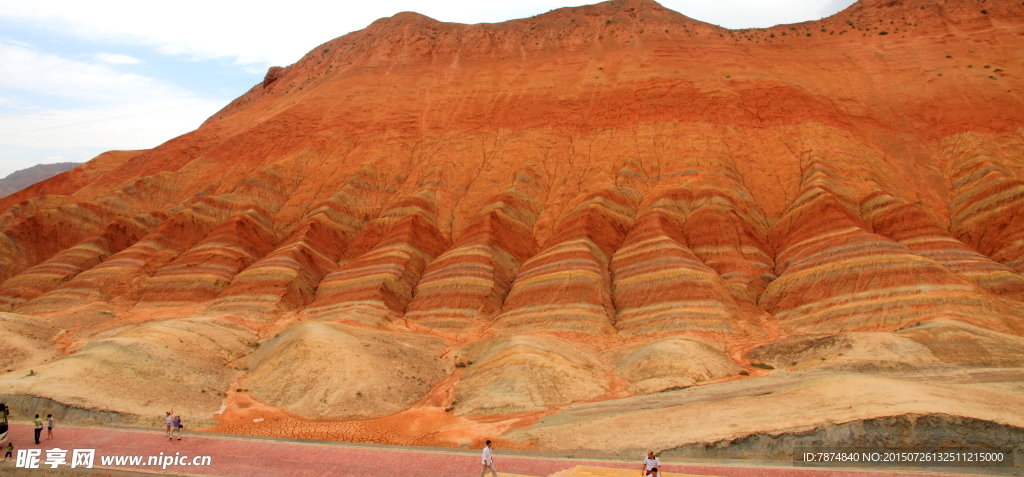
(164, 410, 173, 439)
(480, 440, 497, 477)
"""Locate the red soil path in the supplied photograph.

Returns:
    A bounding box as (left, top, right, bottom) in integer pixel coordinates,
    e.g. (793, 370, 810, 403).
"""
(1, 423, 991, 477)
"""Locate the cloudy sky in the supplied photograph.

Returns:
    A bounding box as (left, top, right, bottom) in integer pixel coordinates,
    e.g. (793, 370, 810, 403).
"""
(0, 0, 855, 179)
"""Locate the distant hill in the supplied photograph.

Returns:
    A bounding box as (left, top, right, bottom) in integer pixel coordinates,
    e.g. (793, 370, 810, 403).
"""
(0, 162, 80, 198)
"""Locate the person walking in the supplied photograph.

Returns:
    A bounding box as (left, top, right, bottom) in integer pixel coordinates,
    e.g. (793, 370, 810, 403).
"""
(480, 440, 497, 477)
(641, 450, 661, 476)
(46, 414, 54, 440)
(33, 414, 43, 444)
(3, 442, 13, 461)
(171, 415, 182, 440)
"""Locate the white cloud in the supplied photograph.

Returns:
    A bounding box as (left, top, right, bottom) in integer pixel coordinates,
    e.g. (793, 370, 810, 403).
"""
(0, 100, 225, 149)
(669, 0, 854, 28)
(0, 100, 225, 178)
(0, 40, 227, 177)
(0, 40, 178, 103)
(0, 96, 38, 109)
(94, 53, 143, 65)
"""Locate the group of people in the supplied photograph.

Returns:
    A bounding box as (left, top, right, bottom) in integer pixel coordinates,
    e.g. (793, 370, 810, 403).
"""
(164, 411, 184, 440)
(32, 414, 54, 444)
(1, 412, 54, 463)
(479, 441, 665, 476)
(1, 408, 183, 465)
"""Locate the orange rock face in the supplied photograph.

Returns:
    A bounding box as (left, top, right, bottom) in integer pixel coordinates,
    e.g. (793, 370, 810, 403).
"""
(2, 0, 1024, 451)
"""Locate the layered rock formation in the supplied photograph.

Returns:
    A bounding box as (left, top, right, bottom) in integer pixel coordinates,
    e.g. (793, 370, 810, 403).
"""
(2, 0, 1024, 457)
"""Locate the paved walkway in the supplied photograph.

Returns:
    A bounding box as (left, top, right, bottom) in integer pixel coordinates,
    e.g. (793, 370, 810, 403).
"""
(1, 423, 998, 477)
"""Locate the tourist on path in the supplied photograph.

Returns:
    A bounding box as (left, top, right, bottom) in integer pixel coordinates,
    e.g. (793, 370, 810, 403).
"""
(33, 414, 43, 444)
(480, 440, 497, 477)
(641, 450, 661, 476)
(164, 411, 173, 439)
(171, 415, 182, 440)
(47, 414, 54, 440)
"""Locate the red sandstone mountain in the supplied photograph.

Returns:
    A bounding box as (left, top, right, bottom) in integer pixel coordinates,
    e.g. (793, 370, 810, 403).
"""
(2, 0, 1024, 456)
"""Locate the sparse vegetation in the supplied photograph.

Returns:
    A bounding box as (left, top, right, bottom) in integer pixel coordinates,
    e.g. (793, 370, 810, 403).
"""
(752, 363, 775, 370)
